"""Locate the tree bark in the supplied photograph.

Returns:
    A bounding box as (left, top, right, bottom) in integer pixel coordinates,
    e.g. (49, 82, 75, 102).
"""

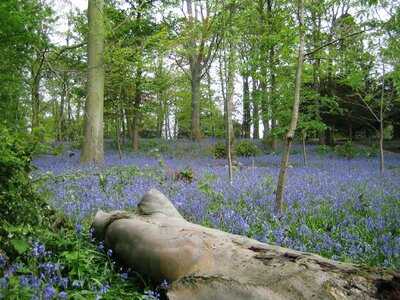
(81, 0, 104, 164)
(302, 130, 307, 166)
(252, 79, 260, 139)
(379, 63, 385, 176)
(226, 42, 235, 185)
(186, 0, 202, 141)
(260, 80, 269, 139)
(275, 0, 305, 214)
(132, 67, 142, 152)
(267, 0, 277, 151)
(242, 76, 251, 138)
(190, 65, 202, 141)
(31, 77, 40, 131)
(93, 189, 400, 300)
(57, 75, 67, 141)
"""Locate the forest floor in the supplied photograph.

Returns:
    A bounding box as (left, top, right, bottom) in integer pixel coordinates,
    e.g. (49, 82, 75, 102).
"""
(33, 140, 400, 270)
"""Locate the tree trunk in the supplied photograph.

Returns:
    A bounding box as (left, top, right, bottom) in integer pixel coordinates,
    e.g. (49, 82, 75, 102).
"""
(58, 77, 66, 141)
(31, 77, 40, 131)
(275, 0, 305, 214)
(226, 43, 235, 185)
(260, 79, 269, 139)
(93, 189, 400, 300)
(302, 130, 307, 166)
(242, 76, 251, 138)
(271, 118, 278, 151)
(132, 64, 142, 152)
(157, 92, 163, 138)
(191, 65, 202, 141)
(379, 62, 385, 176)
(186, 0, 202, 141)
(81, 0, 105, 164)
(267, 0, 277, 150)
(252, 79, 260, 139)
(132, 113, 140, 151)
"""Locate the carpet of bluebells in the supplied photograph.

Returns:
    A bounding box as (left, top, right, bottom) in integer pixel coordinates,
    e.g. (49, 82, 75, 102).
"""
(34, 140, 400, 268)
(2, 139, 399, 299)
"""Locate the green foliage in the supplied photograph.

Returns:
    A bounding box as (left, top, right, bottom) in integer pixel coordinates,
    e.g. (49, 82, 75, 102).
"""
(235, 140, 260, 157)
(316, 145, 333, 155)
(139, 139, 170, 154)
(1, 223, 149, 299)
(174, 167, 194, 183)
(0, 126, 48, 231)
(334, 141, 358, 159)
(212, 142, 227, 159)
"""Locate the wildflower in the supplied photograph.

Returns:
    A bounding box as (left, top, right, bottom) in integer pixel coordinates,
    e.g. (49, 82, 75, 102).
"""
(75, 223, 83, 235)
(144, 290, 160, 300)
(32, 242, 46, 258)
(72, 280, 84, 288)
(19, 276, 30, 287)
(89, 227, 96, 241)
(107, 249, 113, 257)
(120, 272, 128, 280)
(0, 255, 6, 269)
(58, 291, 68, 299)
(99, 284, 110, 294)
(97, 242, 104, 251)
(59, 277, 68, 289)
(160, 279, 169, 289)
(43, 284, 56, 300)
(0, 277, 8, 289)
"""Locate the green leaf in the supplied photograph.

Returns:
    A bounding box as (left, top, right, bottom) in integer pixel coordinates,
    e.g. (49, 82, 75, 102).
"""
(11, 239, 30, 254)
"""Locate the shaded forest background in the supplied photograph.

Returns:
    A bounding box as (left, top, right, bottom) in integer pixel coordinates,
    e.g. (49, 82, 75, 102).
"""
(1, 0, 399, 151)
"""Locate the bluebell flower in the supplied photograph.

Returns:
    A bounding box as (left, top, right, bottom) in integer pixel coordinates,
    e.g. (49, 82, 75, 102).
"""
(72, 280, 84, 288)
(75, 223, 83, 235)
(19, 276, 30, 287)
(0, 255, 6, 269)
(160, 279, 169, 289)
(99, 284, 110, 294)
(107, 249, 113, 257)
(97, 242, 104, 251)
(43, 284, 56, 300)
(32, 242, 46, 258)
(144, 290, 160, 300)
(58, 291, 68, 299)
(0, 277, 8, 289)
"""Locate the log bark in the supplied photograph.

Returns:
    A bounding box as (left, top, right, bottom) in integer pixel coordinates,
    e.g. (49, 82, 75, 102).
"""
(93, 189, 400, 300)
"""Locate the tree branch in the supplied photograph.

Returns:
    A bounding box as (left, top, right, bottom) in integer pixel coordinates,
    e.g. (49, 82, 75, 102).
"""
(305, 30, 367, 57)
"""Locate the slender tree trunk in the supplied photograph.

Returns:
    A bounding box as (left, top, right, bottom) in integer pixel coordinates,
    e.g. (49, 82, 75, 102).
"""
(132, 97, 141, 152)
(116, 85, 123, 159)
(190, 65, 202, 141)
(58, 78, 66, 141)
(267, 0, 277, 150)
(242, 76, 251, 138)
(226, 43, 235, 185)
(81, 0, 105, 164)
(121, 107, 126, 146)
(157, 92, 163, 137)
(252, 79, 260, 139)
(348, 111, 353, 140)
(275, 0, 305, 214)
(302, 130, 307, 166)
(116, 119, 122, 159)
(379, 63, 385, 176)
(31, 77, 40, 131)
(260, 80, 269, 139)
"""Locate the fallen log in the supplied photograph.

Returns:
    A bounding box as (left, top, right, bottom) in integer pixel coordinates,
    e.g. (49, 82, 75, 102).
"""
(92, 189, 400, 300)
